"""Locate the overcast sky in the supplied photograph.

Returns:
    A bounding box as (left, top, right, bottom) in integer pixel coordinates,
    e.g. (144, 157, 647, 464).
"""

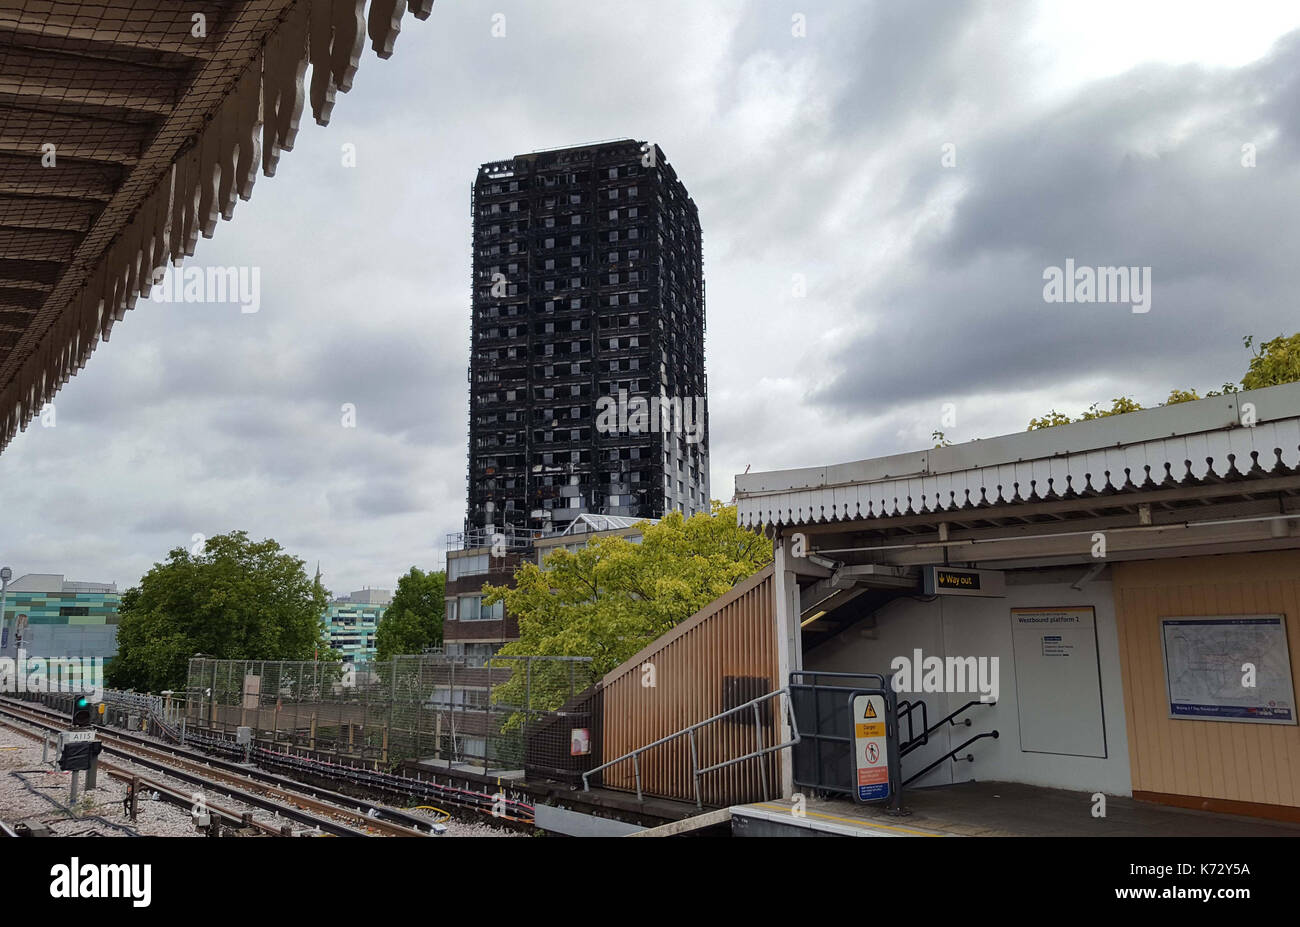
(3, 0, 1300, 595)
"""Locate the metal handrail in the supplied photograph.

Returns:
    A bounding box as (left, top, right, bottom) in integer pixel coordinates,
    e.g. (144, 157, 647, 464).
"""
(581, 687, 800, 808)
(903, 730, 1000, 787)
(898, 699, 997, 757)
(897, 699, 929, 756)
(789, 670, 889, 687)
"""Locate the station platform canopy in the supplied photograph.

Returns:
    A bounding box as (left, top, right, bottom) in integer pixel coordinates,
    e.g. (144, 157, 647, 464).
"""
(0, 0, 432, 453)
(736, 382, 1300, 570)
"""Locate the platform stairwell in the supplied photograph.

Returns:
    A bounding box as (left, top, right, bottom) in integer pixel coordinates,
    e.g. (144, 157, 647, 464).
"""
(584, 687, 799, 808)
(592, 565, 782, 806)
(587, 559, 1004, 811)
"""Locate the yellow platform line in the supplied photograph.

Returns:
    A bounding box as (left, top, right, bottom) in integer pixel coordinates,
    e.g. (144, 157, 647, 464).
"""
(752, 802, 944, 837)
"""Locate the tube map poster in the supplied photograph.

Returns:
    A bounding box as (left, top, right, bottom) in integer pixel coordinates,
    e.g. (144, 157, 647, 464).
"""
(1161, 616, 1296, 724)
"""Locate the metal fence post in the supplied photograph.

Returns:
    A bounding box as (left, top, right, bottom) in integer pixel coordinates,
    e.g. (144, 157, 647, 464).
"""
(524, 658, 532, 763)
(384, 660, 395, 764)
(689, 730, 701, 808)
(885, 678, 907, 815)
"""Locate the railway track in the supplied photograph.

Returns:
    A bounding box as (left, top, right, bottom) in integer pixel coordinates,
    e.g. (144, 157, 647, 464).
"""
(6, 693, 535, 826)
(65, 717, 457, 832)
(0, 697, 434, 837)
(0, 707, 289, 836)
(58, 695, 535, 825)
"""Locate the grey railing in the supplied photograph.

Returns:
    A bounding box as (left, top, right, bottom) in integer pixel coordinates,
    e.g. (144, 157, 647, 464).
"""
(101, 689, 164, 714)
(581, 688, 800, 809)
(99, 689, 186, 739)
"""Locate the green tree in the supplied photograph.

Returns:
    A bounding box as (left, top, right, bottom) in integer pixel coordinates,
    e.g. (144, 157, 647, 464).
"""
(1162, 388, 1202, 405)
(1029, 397, 1144, 430)
(483, 502, 772, 712)
(374, 567, 446, 661)
(1025, 409, 1073, 431)
(107, 531, 329, 692)
(1079, 396, 1144, 420)
(1025, 333, 1293, 430)
(1242, 333, 1300, 390)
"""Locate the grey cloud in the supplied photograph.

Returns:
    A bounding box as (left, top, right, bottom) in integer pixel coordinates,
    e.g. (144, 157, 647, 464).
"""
(812, 29, 1300, 414)
(4, 3, 1299, 594)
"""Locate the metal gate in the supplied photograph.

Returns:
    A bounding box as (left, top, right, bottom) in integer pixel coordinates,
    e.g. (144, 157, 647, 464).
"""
(789, 669, 905, 813)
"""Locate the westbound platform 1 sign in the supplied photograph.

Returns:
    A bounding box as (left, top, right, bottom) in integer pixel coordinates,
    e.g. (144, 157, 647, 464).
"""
(853, 693, 890, 802)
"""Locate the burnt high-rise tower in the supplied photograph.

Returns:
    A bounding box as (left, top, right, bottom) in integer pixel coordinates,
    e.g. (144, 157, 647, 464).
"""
(466, 140, 709, 536)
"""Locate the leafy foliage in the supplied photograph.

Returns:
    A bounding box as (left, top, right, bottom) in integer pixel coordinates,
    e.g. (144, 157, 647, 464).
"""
(106, 531, 329, 692)
(1025, 409, 1074, 431)
(1024, 334, 1293, 430)
(1162, 388, 1203, 405)
(483, 503, 772, 711)
(374, 567, 446, 661)
(1242, 333, 1300, 390)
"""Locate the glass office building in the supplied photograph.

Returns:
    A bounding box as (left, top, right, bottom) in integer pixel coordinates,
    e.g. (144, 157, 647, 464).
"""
(323, 588, 391, 666)
(0, 573, 120, 660)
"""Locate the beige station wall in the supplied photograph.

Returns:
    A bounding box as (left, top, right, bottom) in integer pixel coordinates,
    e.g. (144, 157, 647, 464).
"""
(1113, 551, 1300, 816)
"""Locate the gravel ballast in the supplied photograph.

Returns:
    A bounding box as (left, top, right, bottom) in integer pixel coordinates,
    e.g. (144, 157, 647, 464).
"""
(0, 724, 520, 837)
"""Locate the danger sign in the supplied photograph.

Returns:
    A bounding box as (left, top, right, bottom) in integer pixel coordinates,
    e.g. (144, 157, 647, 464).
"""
(852, 693, 890, 802)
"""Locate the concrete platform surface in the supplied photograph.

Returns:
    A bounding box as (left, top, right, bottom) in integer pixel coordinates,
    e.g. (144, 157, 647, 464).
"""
(736, 781, 1300, 837)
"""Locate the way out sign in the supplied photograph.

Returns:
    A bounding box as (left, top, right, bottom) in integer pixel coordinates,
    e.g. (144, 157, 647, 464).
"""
(852, 694, 890, 802)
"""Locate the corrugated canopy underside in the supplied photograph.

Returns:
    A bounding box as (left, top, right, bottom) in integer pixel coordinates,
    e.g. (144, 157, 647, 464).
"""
(0, 0, 433, 453)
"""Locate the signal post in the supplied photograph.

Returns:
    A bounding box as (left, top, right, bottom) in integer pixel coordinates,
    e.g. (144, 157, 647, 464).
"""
(56, 696, 103, 807)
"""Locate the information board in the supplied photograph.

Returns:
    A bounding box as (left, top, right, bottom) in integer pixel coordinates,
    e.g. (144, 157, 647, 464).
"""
(1161, 616, 1295, 724)
(1010, 606, 1107, 757)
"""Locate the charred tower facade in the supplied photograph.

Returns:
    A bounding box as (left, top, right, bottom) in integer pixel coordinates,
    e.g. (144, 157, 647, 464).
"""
(466, 140, 709, 535)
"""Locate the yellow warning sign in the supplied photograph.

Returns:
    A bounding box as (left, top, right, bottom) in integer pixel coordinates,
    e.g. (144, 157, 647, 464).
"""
(852, 693, 891, 802)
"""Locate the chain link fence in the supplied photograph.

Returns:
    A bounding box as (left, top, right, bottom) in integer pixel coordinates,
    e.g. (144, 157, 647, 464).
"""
(183, 654, 598, 780)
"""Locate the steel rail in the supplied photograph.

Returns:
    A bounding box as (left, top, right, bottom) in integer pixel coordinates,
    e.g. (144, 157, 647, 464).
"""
(1, 694, 531, 826)
(0, 700, 419, 837)
(86, 720, 442, 833)
(0, 708, 285, 835)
